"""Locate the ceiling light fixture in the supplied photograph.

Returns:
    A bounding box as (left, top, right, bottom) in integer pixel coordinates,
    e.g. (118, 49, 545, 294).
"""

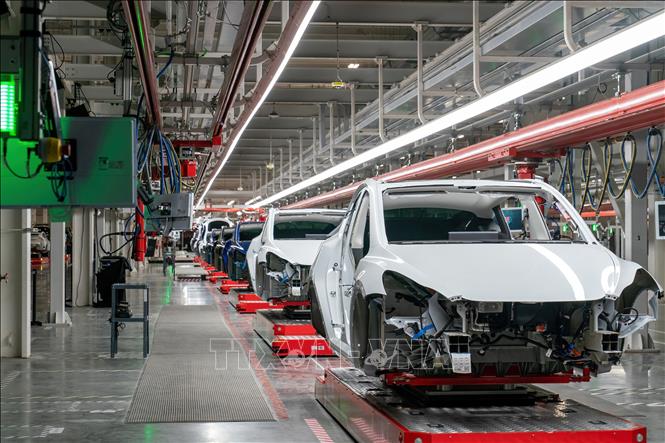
(227, 200, 236, 206)
(195, 1, 321, 208)
(268, 103, 280, 119)
(244, 196, 262, 205)
(252, 12, 665, 207)
(347, 63, 360, 69)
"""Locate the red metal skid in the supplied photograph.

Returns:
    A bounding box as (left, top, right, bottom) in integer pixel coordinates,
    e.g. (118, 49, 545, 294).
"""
(317, 369, 648, 443)
(385, 367, 590, 386)
(207, 271, 228, 284)
(273, 322, 317, 336)
(219, 280, 249, 294)
(235, 300, 273, 313)
(235, 299, 310, 314)
(238, 292, 262, 301)
(271, 336, 335, 357)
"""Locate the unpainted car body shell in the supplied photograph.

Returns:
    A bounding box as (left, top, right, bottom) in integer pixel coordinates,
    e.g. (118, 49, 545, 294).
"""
(310, 179, 662, 358)
(247, 208, 346, 292)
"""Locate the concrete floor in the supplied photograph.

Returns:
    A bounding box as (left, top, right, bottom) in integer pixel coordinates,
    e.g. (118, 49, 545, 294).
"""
(1, 264, 664, 442)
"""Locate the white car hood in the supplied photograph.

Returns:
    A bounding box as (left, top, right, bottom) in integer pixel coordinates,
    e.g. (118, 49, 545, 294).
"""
(268, 239, 324, 266)
(382, 242, 620, 302)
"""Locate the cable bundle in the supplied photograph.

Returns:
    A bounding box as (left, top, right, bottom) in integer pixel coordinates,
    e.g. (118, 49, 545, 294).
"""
(136, 126, 182, 194)
(558, 128, 664, 214)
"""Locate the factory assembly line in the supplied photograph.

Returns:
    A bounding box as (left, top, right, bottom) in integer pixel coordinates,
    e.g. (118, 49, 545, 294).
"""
(1, 1, 664, 442)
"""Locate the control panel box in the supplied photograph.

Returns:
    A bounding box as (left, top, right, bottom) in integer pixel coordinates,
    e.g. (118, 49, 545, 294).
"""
(145, 192, 193, 232)
(1, 117, 137, 207)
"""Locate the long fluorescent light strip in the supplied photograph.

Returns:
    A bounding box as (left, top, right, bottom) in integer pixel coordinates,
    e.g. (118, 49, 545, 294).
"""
(254, 11, 665, 207)
(196, 1, 321, 208)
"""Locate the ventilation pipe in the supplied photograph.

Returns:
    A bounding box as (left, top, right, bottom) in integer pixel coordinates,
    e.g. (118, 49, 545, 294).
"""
(318, 104, 325, 154)
(258, 167, 262, 192)
(377, 57, 387, 142)
(415, 23, 427, 124)
(279, 148, 284, 191)
(563, 1, 581, 52)
(328, 101, 335, 165)
(472, 1, 484, 97)
(288, 139, 294, 185)
(312, 116, 318, 174)
(298, 129, 305, 180)
(563, 2, 586, 87)
(350, 84, 357, 155)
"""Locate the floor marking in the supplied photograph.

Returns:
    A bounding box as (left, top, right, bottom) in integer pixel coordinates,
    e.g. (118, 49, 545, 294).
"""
(304, 418, 335, 443)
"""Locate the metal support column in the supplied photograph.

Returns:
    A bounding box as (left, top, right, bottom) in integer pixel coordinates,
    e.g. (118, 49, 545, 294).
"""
(623, 70, 653, 351)
(72, 208, 94, 307)
(349, 84, 357, 155)
(377, 57, 387, 142)
(0, 209, 31, 357)
(48, 221, 68, 324)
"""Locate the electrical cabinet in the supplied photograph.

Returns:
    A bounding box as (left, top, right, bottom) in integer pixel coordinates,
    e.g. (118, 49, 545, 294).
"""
(1, 117, 136, 207)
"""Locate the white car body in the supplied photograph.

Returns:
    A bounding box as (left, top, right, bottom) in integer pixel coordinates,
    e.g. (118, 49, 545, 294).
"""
(310, 179, 662, 378)
(247, 208, 346, 300)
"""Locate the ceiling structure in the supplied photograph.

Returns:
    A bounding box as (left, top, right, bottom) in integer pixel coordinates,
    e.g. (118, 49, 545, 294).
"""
(41, 1, 665, 207)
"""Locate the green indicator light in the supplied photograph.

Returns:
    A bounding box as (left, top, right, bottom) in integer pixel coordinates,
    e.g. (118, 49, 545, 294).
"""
(0, 75, 18, 136)
(562, 224, 570, 233)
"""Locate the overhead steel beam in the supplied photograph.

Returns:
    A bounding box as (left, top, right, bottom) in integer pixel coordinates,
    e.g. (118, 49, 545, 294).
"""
(285, 80, 665, 208)
(266, 20, 475, 28)
(122, 0, 161, 126)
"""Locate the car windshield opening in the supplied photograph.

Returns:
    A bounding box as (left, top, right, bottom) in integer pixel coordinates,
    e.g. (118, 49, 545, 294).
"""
(274, 214, 345, 240)
(209, 220, 228, 230)
(382, 188, 590, 244)
(239, 224, 264, 241)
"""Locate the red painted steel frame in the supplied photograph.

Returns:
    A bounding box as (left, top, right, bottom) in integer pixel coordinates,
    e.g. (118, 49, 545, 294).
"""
(287, 80, 665, 208)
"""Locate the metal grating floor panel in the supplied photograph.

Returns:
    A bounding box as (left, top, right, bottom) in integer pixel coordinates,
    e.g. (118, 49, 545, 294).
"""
(126, 305, 275, 423)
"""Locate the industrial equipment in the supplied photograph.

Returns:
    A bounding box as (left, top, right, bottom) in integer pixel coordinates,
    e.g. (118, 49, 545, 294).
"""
(143, 192, 194, 233)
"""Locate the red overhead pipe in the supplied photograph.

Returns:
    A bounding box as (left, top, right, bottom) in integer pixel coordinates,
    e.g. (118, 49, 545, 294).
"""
(286, 80, 665, 208)
(122, 0, 161, 127)
(211, 1, 272, 137)
(172, 136, 222, 149)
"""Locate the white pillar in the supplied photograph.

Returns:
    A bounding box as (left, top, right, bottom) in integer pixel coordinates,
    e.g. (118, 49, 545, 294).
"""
(72, 208, 94, 307)
(48, 221, 68, 323)
(0, 209, 31, 357)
